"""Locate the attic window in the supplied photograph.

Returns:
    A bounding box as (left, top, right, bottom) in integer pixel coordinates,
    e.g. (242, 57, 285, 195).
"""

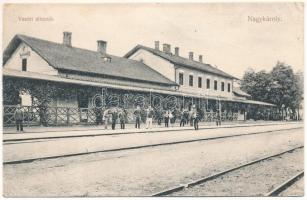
(101, 56, 111, 62)
(22, 58, 27, 71)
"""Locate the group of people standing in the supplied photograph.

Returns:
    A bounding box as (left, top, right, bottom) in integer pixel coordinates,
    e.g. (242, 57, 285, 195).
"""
(13, 104, 221, 132)
(96, 105, 204, 130)
(133, 105, 202, 130)
(96, 105, 157, 130)
(95, 107, 127, 130)
(134, 105, 155, 129)
(178, 106, 201, 130)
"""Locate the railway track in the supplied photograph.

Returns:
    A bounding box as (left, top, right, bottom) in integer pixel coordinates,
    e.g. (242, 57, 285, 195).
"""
(266, 171, 304, 196)
(3, 127, 302, 165)
(151, 145, 304, 196)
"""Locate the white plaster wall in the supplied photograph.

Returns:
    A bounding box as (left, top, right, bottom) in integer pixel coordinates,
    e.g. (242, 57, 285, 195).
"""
(127, 48, 235, 99)
(176, 66, 233, 99)
(4, 42, 58, 75)
(206, 75, 233, 98)
(128, 49, 175, 81)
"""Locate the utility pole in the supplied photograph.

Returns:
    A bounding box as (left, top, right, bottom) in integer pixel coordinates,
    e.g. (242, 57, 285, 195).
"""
(149, 89, 152, 107)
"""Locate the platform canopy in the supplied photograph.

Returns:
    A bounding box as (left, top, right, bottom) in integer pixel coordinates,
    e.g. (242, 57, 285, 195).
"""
(3, 69, 276, 107)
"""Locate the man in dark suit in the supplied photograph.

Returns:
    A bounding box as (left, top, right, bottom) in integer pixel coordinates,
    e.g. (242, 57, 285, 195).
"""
(14, 104, 24, 132)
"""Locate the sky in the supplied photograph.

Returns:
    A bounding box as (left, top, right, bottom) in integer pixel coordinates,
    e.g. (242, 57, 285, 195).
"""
(3, 3, 304, 78)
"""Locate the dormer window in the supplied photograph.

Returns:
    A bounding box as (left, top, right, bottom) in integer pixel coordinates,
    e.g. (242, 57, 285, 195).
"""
(22, 58, 27, 71)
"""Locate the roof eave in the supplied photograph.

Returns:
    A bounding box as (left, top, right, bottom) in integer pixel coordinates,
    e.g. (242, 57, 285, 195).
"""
(57, 68, 178, 87)
(125, 45, 238, 80)
(3, 35, 22, 65)
(123, 44, 142, 58)
(173, 62, 236, 80)
(3, 35, 57, 70)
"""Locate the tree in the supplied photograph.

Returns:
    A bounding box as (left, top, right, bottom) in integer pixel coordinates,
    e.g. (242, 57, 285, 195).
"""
(269, 62, 303, 110)
(293, 70, 304, 110)
(240, 68, 273, 102)
(241, 62, 303, 118)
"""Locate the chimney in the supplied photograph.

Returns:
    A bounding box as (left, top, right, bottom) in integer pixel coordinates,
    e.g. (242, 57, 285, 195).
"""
(189, 52, 194, 60)
(155, 41, 160, 50)
(174, 47, 179, 56)
(97, 40, 107, 54)
(163, 43, 171, 54)
(63, 32, 72, 47)
(199, 55, 203, 63)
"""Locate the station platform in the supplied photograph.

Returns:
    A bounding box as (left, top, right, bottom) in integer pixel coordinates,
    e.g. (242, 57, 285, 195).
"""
(2, 121, 302, 142)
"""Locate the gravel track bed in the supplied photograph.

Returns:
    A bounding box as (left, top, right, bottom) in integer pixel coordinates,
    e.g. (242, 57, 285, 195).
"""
(170, 148, 304, 196)
(3, 128, 303, 197)
(4, 124, 302, 163)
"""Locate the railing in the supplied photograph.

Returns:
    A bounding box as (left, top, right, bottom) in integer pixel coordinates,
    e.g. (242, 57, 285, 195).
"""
(3, 105, 241, 127)
(3, 105, 91, 127)
(202, 112, 238, 122)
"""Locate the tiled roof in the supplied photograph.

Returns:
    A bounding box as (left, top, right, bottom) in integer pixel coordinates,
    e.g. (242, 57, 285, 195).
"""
(124, 45, 238, 80)
(3, 34, 178, 86)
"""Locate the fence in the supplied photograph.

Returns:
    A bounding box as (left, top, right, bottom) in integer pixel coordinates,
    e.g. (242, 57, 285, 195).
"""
(3, 105, 240, 127)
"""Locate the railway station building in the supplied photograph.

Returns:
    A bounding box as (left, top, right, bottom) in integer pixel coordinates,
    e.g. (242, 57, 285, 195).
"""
(2, 32, 276, 127)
